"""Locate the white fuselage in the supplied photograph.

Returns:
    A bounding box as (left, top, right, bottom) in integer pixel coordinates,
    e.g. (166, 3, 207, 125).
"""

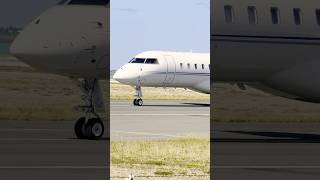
(212, 0, 320, 102)
(114, 51, 210, 94)
(10, 0, 109, 79)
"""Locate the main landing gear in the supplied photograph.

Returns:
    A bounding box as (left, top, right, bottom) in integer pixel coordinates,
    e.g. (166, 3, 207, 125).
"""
(133, 84, 143, 106)
(74, 78, 105, 140)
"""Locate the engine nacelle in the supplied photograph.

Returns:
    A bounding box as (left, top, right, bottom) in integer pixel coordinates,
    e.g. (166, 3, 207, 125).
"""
(191, 80, 210, 94)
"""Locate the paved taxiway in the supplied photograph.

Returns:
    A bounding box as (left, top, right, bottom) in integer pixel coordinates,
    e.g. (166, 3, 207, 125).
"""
(111, 100, 210, 140)
(213, 123, 320, 179)
(0, 120, 108, 179)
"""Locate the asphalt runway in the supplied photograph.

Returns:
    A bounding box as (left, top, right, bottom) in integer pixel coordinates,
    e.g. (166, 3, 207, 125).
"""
(111, 100, 210, 140)
(212, 123, 320, 179)
(0, 120, 108, 180)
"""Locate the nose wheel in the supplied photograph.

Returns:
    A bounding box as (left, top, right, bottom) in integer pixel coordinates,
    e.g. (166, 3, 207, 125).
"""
(133, 98, 143, 106)
(74, 117, 104, 140)
(74, 117, 87, 139)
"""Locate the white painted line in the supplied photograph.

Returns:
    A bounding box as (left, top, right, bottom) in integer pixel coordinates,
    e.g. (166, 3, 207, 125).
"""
(111, 114, 209, 116)
(111, 130, 186, 138)
(214, 166, 320, 169)
(0, 138, 75, 141)
(0, 166, 108, 169)
(111, 105, 130, 107)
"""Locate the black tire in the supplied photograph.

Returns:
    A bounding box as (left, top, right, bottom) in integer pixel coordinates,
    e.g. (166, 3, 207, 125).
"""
(133, 98, 137, 106)
(137, 99, 143, 106)
(74, 117, 87, 139)
(85, 118, 104, 140)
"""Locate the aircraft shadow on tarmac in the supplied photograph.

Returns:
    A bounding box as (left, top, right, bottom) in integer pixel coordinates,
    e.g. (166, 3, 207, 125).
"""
(249, 167, 320, 175)
(211, 130, 320, 143)
(142, 103, 210, 107)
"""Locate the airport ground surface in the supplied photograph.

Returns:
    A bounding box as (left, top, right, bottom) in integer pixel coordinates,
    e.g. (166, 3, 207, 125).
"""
(111, 100, 210, 140)
(2, 105, 320, 179)
(0, 120, 108, 180)
(213, 122, 320, 179)
(110, 100, 210, 179)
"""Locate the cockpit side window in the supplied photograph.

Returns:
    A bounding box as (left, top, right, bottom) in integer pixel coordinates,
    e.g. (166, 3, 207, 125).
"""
(68, 0, 109, 5)
(145, 58, 158, 64)
(130, 58, 145, 63)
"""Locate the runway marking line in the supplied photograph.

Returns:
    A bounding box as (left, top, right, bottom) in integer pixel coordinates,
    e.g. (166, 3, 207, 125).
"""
(0, 138, 75, 141)
(111, 130, 187, 138)
(0, 129, 68, 132)
(111, 113, 209, 116)
(111, 105, 130, 107)
(0, 166, 108, 169)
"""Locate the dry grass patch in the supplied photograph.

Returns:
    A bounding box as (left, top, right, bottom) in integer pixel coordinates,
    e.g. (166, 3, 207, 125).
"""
(212, 83, 320, 122)
(111, 137, 210, 176)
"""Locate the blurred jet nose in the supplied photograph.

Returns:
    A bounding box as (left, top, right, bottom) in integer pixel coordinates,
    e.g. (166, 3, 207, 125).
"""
(10, 34, 31, 57)
(10, 30, 44, 60)
(9, 29, 67, 75)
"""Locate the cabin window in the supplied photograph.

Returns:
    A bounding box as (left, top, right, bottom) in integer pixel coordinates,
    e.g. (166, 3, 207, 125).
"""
(187, 63, 190, 69)
(271, 7, 280, 24)
(129, 58, 145, 63)
(293, 8, 302, 25)
(248, 6, 258, 24)
(195, 64, 198, 70)
(224, 5, 234, 23)
(316, 9, 320, 26)
(180, 63, 183, 69)
(202, 64, 205, 70)
(68, 0, 109, 5)
(145, 58, 158, 64)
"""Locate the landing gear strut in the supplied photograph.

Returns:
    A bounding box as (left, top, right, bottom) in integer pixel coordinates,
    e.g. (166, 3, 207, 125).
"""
(74, 78, 105, 139)
(133, 84, 143, 106)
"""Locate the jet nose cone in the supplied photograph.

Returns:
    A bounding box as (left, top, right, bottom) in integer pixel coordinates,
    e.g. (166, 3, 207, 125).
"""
(10, 39, 23, 57)
(113, 69, 123, 82)
(10, 34, 33, 58)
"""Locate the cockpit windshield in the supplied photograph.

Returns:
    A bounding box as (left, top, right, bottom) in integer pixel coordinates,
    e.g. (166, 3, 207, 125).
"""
(67, 0, 109, 5)
(129, 58, 145, 63)
(129, 58, 158, 64)
(145, 58, 158, 64)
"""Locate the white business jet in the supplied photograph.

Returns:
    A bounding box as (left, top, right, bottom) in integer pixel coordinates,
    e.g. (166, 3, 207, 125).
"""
(212, 0, 320, 103)
(113, 51, 210, 106)
(10, 0, 109, 139)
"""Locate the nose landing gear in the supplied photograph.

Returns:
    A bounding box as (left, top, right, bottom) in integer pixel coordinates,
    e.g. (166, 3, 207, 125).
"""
(133, 84, 143, 106)
(133, 98, 143, 106)
(74, 78, 105, 140)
